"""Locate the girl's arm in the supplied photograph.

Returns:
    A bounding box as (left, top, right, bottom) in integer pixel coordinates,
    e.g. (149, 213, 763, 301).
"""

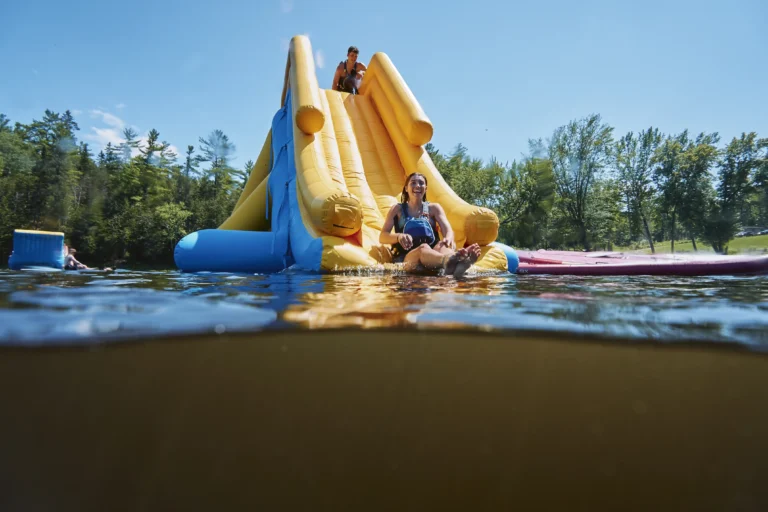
(380, 204, 409, 247)
(431, 203, 455, 248)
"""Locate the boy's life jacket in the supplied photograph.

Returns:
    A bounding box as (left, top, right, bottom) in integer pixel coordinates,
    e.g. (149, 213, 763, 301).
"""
(338, 60, 359, 94)
(392, 201, 440, 256)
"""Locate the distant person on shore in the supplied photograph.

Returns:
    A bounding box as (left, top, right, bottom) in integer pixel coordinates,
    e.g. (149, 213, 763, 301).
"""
(332, 46, 367, 94)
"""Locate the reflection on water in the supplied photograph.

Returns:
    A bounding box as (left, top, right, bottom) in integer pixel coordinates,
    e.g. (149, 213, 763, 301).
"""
(0, 267, 766, 347)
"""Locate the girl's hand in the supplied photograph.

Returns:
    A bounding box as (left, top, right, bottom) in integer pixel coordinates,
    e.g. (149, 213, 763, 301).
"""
(398, 233, 413, 250)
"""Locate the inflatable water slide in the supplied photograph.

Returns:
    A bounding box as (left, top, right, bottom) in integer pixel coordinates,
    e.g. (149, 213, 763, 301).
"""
(173, 35, 517, 274)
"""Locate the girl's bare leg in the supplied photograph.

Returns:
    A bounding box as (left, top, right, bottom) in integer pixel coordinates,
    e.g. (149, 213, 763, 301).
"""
(402, 243, 448, 272)
(403, 243, 482, 278)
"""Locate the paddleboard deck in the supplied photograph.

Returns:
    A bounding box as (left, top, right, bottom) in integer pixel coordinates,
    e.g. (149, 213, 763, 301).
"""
(516, 250, 768, 276)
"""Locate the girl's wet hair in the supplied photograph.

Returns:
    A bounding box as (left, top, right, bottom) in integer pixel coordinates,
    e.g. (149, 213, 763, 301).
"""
(401, 172, 428, 203)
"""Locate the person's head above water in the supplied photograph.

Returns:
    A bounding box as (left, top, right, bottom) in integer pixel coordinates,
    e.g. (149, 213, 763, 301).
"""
(401, 172, 428, 203)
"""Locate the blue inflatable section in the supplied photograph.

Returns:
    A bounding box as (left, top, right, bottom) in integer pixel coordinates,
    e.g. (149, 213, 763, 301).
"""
(269, 91, 322, 272)
(174, 229, 286, 274)
(490, 242, 520, 273)
(174, 89, 321, 274)
(8, 230, 65, 270)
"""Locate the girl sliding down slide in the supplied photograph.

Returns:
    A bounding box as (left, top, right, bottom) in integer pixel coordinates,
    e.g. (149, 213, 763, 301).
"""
(379, 172, 481, 278)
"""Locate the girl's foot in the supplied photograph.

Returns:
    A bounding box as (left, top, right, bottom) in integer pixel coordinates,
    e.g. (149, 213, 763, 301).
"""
(443, 244, 481, 278)
(452, 244, 481, 278)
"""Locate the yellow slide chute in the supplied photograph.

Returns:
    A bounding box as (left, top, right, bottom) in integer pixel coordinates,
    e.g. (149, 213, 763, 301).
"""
(223, 35, 507, 272)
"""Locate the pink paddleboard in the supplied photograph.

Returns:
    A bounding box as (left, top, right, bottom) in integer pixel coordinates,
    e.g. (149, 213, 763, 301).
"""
(516, 250, 768, 276)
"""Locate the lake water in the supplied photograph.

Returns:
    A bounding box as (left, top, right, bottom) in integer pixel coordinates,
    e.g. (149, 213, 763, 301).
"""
(1, 267, 767, 348)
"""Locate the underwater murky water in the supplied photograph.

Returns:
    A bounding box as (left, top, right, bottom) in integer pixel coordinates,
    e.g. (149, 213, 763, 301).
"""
(0, 267, 767, 347)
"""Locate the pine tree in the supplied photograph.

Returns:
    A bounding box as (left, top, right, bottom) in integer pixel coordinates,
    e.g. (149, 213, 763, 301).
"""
(120, 127, 140, 162)
(197, 129, 236, 171)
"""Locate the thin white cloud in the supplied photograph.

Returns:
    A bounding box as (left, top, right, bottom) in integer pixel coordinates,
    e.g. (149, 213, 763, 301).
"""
(83, 110, 129, 154)
(84, 126, 124, 150)
(71, 109, 83, 116)
(280, 0, 293, 13)
(315, 49, 325, 69)
(115, 103, 126, 110)
(89, 109, 125, 130)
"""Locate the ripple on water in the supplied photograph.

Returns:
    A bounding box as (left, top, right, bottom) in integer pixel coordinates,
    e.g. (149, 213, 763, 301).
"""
(0, 268, 766, 348)
(1, 284, 277, 345)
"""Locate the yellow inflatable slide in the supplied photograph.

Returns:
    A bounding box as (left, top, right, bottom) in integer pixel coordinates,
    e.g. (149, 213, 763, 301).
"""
(174, 35, 514, 274)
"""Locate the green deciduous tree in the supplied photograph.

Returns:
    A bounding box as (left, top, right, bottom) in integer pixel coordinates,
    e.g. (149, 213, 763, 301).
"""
(615, 127, 662, 252)
(549, 114, 614, 250)
(498, 155, 555, 249)
(701, 132, 763, 253)
(679, 132, 719, 250)
(718, 132, 760, 225)
(652, 131, 719, 252)
(754, 138, 768, 226)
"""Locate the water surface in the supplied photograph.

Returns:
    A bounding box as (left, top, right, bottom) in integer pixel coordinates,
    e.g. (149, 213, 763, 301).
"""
(1, 268, 766, 348)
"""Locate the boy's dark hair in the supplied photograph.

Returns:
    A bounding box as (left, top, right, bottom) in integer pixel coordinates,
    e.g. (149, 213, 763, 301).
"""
(347, 46, 359, 55)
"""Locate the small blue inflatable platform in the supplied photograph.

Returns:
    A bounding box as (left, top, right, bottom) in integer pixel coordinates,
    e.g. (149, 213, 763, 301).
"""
(8, 230, 65, 270)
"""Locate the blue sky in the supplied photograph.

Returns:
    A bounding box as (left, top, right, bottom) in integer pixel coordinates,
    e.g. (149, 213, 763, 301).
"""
(1, 0, 766, 170)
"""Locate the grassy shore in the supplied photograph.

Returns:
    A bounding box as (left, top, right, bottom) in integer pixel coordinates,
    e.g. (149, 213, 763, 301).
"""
(614, 234, 768, 255)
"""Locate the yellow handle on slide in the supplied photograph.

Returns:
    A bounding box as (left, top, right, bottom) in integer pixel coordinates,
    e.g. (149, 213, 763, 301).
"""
(289, 35, 325, 134)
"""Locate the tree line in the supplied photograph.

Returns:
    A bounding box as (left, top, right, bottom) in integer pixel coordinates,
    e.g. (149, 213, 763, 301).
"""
(0, 110, 251, 266)
(429, 114, 767, 254)
(1, 109, 766, 267)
